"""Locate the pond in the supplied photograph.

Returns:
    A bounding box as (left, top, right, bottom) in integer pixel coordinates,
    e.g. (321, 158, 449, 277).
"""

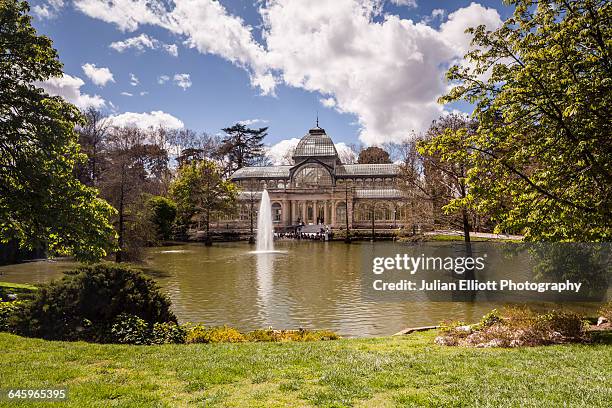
(0, 241, 601, 337)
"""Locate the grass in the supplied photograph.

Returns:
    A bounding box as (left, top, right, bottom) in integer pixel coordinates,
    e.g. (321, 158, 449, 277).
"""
(1, 331, 610, 407)
(0, 282, 37, 291)
(0, 281, 37, 299)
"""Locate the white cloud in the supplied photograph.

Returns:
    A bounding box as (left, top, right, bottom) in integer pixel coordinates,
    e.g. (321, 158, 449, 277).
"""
(335, 142, 358, 164)
(82, 63, 115, 87)
(439, 3, 501, 55)
(120, 91, 133, 96)
(36, 74, 106, 109)
(73, 0, 163, 32)
(163, 43, 179, 57)
(266, 138, 300, 165)
(110, 33, 179, 56)
(73, 0, 502, 144)
(32, 5, 53, 19)
(432, 9, 445, 19)
(157, 75, 170, 84)
(32, 0, 64, 19)
(110, 33, 157, 52)
(140, 91, 149, 96)
(320, 97, 336, 108)
(238, 118, 268, 126)
(173, 73, 192, 90)
(390, 0, 417, 8)
(107, 110, 185, 129)
(130, 73, 140, 86)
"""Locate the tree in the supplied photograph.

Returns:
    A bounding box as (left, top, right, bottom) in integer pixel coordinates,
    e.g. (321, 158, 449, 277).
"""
(166, 129, 221, 168)
(357, 146, 392, 164)
(417, 115, 479, 243)
(75, 107, 109, 187)
(439, 0, 612, 241)
(147, 196, 177, 242)
(170, 159, 238, 245)
(0, 0, 116, 261)
(99, 127, 169, 261)
(218, 124, 267, 175)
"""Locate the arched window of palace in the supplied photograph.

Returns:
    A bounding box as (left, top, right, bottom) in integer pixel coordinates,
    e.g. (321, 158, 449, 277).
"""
(272, 203, 282, 223)
(292, 164, 332, 188)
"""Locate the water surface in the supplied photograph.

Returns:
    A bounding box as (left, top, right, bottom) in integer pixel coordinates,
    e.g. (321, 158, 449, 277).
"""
(0, 241, 600, 337)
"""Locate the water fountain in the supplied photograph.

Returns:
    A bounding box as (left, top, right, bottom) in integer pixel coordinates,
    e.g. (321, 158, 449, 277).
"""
(256, 189, 274, 252)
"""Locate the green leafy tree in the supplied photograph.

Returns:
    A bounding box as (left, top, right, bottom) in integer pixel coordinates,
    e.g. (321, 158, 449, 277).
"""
(439, 0, 612, 241)
(170, 159, 238, 245)
(218, 123, 268, 175)
(0, 0, 116, 261)
(147, 196, 177, 241)
(417, 114, 479, 243)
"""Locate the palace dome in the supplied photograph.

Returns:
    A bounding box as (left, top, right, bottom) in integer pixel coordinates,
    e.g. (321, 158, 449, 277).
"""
(293, 127, 338, 159)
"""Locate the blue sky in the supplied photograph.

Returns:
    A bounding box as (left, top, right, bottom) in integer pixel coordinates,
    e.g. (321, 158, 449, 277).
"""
(31, 0, 513, 154)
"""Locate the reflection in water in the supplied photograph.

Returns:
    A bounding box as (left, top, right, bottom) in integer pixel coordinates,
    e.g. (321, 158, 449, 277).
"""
(0, 241, 603, 337)
(255, 253, 274, 324)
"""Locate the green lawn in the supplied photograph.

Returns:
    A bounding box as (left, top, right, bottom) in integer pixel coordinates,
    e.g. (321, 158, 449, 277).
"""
(1, 331, 610, 407)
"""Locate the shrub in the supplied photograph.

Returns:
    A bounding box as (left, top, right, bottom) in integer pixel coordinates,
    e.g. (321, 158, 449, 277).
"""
(436, 307, 589, 348)
(12, 263, 176, 341)
(152, 322, 187, 344)
(599, 301, 612, 321)
(245, 329, 340, 342)
(0, 300, 24, 332)
(534, 310, 586, 339)
(186, 325, 245, 344)
(110, 314, 151, 345)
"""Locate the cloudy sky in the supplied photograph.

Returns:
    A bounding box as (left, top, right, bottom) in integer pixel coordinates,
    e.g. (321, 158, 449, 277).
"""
(31, 0, 512, 159)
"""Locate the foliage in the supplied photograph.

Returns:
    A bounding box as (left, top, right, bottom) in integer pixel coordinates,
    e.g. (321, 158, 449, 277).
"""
(170, 159, 238, 240)
(0, 0, 117, 262)
(245, 329, 340, 342)
(218, 123, 268, 175)
(186, 325, 245, 344)
(415, 114, 480, 240)
(184, 325, 341, 344)
(439, 0, 612, 241)
(96, 126, 170, 261)
(151, 321, 187, 344)
(357, 146, 392, 164)
(109, 313, 151, 345)
(12, 263, 176, 341)
(0, 300, 24, 332)
(437, 307, 589, 347)
(147, 196, 177, 241)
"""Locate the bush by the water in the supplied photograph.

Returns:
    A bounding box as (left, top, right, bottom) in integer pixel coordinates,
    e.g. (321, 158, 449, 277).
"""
(436, 307, 588, 348)
(185, 325, 340, 344)
(10, 263, 176, 341)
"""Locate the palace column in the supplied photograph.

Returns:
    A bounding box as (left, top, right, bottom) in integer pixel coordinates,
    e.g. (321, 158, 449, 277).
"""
(282, 200, 290, 226)
(323, 200, 329, 225)
(331, 200, 336, 226)
(313, 200, 318, 223)
(302, 200, 307, 223)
